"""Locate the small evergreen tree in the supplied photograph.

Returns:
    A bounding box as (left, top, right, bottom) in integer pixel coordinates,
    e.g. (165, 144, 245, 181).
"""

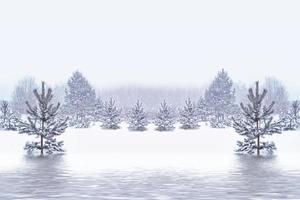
(154, 100, 176, 131)
(19, 82, 68, 155)
(100, 98, 122, 129)
(0, 101, 18, 131)
(233, 81, 282, 156)
(282, 100, 300, 131)
(65, 71, 96, 128)
(179, 98, 200, 129)
(94, 98, 104, 122)
(127, 100, 148, 131)
(196, 97, 209, 122)
(205, 69, 235, 128)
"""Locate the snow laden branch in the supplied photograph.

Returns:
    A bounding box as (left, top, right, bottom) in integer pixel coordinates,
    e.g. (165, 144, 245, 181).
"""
(233, 81, 282, 156)
(18, 82, 68, 155)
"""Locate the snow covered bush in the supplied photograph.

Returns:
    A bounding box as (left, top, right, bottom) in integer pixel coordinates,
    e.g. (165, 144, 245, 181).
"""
(127, 100, 149, 131)
(282, 100, 300, 131)
(93, 98, 104, 123)
(196, 97, 209, 122)
(100, 98, 122, 129)
(19, 82, 68, 155)
(179, 98, 200, 129)
(233, 81, 282, 156)
(0, 101, 19, 131)
(154, 100, 176, 131)
(205, 69, 236, 128)
(65, 71, 96, 128)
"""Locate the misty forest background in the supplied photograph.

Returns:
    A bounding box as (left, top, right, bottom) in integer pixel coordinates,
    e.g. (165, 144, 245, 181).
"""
(1, 68, 295, 130)
(7, 69, 290, 118)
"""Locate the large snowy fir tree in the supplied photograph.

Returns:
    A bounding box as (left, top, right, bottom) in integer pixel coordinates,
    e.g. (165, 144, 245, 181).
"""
(233, 81, 282, 156)
(205, 69, 236, 128)
(64, 71, 96, 128)
(127, 100, 149, 131)
(18, 82, 68, 155)
(154, 100, 176, 131)
(179, 98, 200, 129)
(282, 100, 300, 131)
(0, 101, 19, 131)
(100, 98, 122, 129)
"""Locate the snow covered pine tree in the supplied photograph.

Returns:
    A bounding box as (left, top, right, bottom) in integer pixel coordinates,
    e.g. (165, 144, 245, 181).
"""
(282, 100, 300, 130)
(233, 81, 282, 156)
(19, 82, 68, 155)
(196, 97, 210, 122)
(127, 100, 148, 131)
(65, 71, 96, 128)
(100, 98, 122, 129)
(205, 69, 236, 128)
(179, 98, 200, 129)
(93, 98, 104, 123)
(154, 100, 176, 131)
(0, 101, 19, 131)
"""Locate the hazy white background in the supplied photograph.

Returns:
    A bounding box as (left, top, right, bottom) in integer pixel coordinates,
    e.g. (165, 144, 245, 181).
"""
(0, 0, 300, 99)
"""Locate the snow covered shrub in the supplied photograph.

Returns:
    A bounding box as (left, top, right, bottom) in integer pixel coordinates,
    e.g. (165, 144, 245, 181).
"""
(196, 97, 210, 122)
(127, 100, 148, 131)
(154, 100, 176, 131)
(0, 101, 19, 131)
(179, 98, 200, 129)
(281, 100, 300, 131)
(64, 71, 96, 128)
(209, 113, 227, 128)
(68, 113, 93, 128)
(233, 81, 282, 156)
(19, 82, 68, 155)
(100, 98, 122, 129)
(91, 97, 104, 125)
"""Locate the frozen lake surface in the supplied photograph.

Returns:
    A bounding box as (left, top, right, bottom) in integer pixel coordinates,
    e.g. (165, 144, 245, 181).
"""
(0, 125, 300, 200)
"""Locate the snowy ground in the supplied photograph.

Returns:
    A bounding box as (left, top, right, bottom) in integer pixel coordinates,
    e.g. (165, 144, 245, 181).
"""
(0, 123, 300, 199)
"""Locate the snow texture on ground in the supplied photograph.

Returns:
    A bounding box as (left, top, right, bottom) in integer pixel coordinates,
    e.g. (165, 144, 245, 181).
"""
(0, 123, 300, 199)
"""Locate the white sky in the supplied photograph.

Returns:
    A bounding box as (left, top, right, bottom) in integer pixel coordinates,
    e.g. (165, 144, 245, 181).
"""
(0, 0, 300, 99)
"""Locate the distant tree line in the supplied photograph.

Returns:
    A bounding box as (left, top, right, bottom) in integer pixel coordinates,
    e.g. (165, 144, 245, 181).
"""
(2, 69, 298, 132)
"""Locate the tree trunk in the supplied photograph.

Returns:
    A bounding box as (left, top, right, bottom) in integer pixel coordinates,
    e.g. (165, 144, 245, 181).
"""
(41, 120, 45, 155)
(40, 135, 44, 155)
(256, 120, 260, 156)
(257, 135, 260, 156)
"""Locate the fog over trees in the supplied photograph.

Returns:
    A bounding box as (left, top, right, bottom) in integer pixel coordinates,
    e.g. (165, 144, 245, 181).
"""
(98, 86, 204, 114)
(4, 69, 295, 131)
(263, 77, 289, 116)
(11, 77, 37, 114)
